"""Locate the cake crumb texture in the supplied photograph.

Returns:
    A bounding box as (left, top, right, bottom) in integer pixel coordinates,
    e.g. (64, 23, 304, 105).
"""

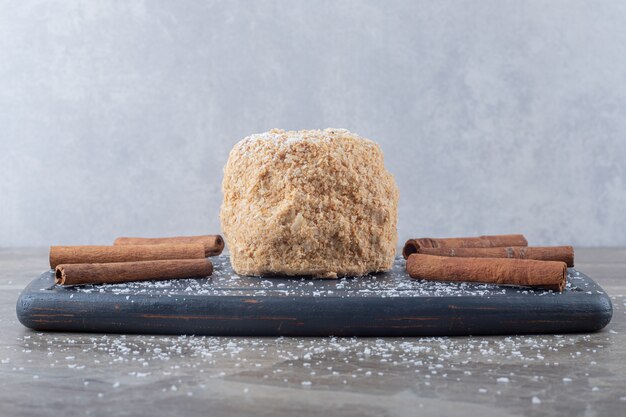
(220, 128, 399, 277)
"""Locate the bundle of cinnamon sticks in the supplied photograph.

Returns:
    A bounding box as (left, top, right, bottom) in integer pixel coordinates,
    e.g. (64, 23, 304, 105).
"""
(403, 234, 573, 292)
(51, 235, 224, 286)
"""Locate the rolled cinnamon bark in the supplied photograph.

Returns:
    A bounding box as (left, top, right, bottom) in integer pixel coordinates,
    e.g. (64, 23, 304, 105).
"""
(55, 259, 213, 286)
(49, 244, 205, 269)
(114, 235, 224, 257)
(416, 246, 574, 267)
(402, 234, 528, 259)
(406, 254, 566, 291)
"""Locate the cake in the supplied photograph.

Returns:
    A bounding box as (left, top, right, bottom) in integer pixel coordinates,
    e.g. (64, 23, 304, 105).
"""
(220, 128, 399, 277)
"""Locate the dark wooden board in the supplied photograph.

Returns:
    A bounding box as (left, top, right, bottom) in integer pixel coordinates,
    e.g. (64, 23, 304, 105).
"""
(16, 256, 613, 336)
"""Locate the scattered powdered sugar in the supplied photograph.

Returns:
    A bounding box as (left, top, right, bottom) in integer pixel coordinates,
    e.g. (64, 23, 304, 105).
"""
(11, 256, 620, 407)
(9, 328, 616, 397)
(59, 256, 591, 300)
(5, 283, 622, 412)
(236, 129, 376, 157)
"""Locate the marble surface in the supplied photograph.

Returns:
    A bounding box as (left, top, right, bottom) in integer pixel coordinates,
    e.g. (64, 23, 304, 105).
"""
(1, 247, 625, 416)
(2, 1, 626, 247)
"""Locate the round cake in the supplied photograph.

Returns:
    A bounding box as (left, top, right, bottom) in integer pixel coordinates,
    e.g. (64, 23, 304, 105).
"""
(220, 128, 399, 277)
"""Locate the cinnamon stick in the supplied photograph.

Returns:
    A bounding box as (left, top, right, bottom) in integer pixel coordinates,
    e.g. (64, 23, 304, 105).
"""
(415, 246, 574, 267)
(402, 234, 528, 259)
(55, 259, 213, 286)
(49, 244, 205, 269)
(114, 235, 224, 257)
(406, 254, 566, 291)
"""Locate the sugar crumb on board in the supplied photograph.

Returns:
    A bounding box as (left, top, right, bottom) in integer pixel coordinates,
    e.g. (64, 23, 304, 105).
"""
(66, 256, 588, 299)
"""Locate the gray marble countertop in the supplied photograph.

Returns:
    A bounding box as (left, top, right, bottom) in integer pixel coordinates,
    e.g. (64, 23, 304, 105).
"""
(1, 248, 624, 417)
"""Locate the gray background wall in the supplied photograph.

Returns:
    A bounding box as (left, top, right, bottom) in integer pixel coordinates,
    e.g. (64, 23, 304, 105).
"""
(1, 0, 625, 248)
